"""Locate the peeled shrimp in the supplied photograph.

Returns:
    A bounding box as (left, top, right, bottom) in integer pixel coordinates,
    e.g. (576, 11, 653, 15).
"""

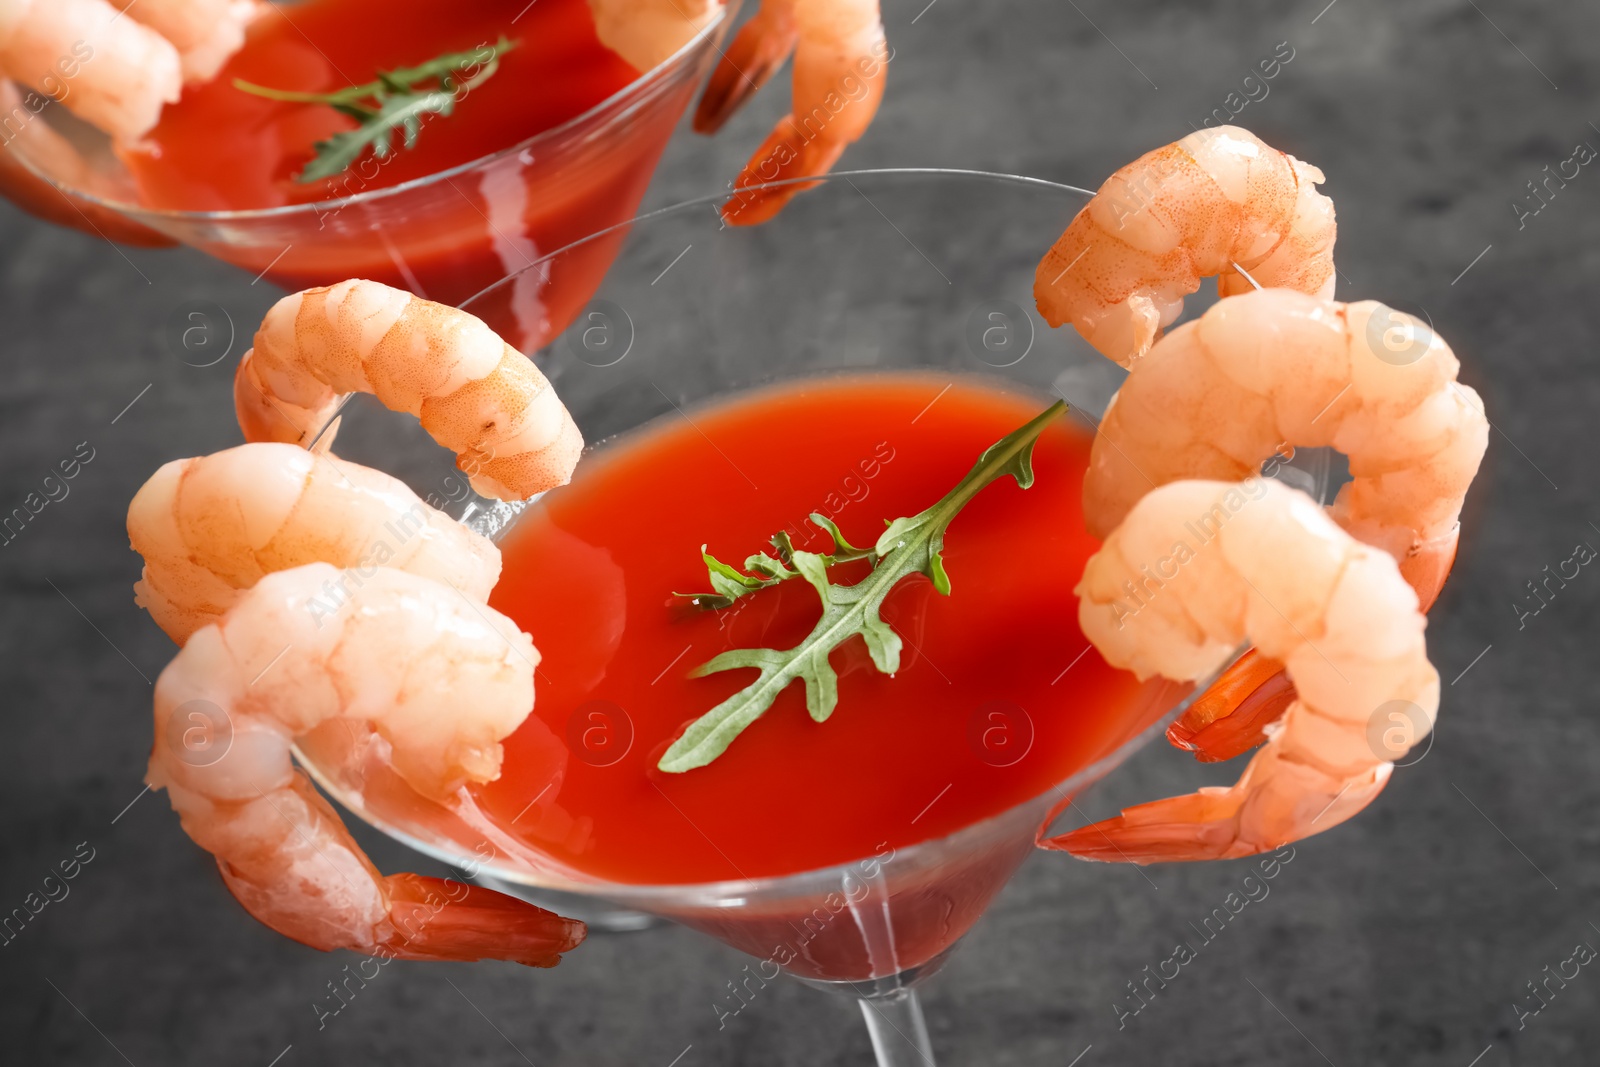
(0, 0, 181, 142)
(1034, 126, 1337, 366)
(116, 0, 259, 83)
(584, 0, 886, 224)
(129, 442, 500, 646)
(585, 0, 723, 76)
(1045, 479, 1438, 863)
(234, 280, 583, 502)
(709, 0, 887, 226)
(148, 563, 586, 963)
(1083, 287, 1488, 609)
(692, 0, 794, 136)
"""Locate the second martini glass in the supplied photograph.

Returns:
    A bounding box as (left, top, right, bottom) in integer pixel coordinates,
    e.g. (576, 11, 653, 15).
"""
(299, 169, 1332, 1065)
(1, 0, 735, 337)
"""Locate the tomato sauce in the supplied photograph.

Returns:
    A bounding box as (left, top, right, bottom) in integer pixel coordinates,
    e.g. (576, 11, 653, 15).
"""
(480, 375, 1160, 890)
(123, 0, 638, 210)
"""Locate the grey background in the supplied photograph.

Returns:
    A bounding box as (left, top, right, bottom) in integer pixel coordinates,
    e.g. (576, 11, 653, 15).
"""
(2, 0, 1596, 1064)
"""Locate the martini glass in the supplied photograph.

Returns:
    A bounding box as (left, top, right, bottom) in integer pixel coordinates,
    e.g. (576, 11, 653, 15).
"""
(297, 169, 1332, 1065)
(0, 1, 736, 335)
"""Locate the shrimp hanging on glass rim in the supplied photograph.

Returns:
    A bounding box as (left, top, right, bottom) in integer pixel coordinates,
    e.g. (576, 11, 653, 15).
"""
(130, 281, 589, 965)
(1046, 479, 1439, 863)
(1079, 287, 1486, 764)
(0, 0, 260, 240)
(149, 563, 585, 964)
(234, 278, 583, 502)
(585, 0, 890, 225)
(1034, 125, 1337, 366)
(0, 0, 260, 143)
(128, 441, 502, 646)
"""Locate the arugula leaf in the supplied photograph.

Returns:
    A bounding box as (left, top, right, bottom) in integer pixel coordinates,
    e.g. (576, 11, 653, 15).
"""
(674, 514, 876, 610)
(234, 37, 516, 184)
(659, 400, 1066, 773)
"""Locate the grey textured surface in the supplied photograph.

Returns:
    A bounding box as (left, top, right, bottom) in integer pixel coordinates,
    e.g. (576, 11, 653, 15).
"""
(2, 1, 1598, 1064)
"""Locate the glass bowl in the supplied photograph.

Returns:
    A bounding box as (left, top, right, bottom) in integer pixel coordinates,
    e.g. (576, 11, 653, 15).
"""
(295, 168, 1333, 1066)
(2, 1, 736, 335)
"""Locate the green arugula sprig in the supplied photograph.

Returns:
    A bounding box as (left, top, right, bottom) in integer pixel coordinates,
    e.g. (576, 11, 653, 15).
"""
(676, 514, 876, 611)
(659, 400, 1066, 774)
(234, 37, 517, 183)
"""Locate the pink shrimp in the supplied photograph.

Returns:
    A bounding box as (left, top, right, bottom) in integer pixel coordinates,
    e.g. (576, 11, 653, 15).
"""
(585, 0, 723, 76)
(1046, 480, 1438, 863)
(0, 0, 182, 143)
(714, 0, 887, 226)
(129, 442, 500, 646)
(234, 280, 583, 502)
(1080, 287, 1486, 763)
(1034, 126, 1337, 365)
(148, 563, 586, 963)
(115, 0, 261, 83)
(588, 0, 887, 226)
(692, 0, 795, 136)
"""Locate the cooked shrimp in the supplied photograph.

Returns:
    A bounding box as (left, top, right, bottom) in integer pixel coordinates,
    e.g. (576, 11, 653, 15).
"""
(1045, 479, 1438, 863)
(1083, 287, 1488, 609)
(1034, 126, 1337, 366)
(129, 442, 500, 646)
(234, 280, 583, 502)
(585, 0, 886, 224)
(0, 0, 181, 142)
(148, 562, 586, 964)
(692, 0, 794, 136)
(116, 0, 259, 82)
(1082, 287, 1484, 764)
(715, 0, 887, 226)
(585, 0, 722, 75)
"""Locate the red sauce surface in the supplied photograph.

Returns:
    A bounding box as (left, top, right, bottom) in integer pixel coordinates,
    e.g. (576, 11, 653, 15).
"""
(479, 375, 1155, 886)
(122, 0, 639, 210)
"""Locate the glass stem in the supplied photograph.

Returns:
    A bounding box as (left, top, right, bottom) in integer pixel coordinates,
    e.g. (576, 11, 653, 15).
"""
(858, 990, 935, 1067)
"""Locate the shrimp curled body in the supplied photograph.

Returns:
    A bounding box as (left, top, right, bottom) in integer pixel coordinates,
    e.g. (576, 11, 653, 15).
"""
(234, 280, 583, 502)
(129, 442, 500, 646)
(1047, 480, 1438, 863)
(1084, 287, 1488, 608)
(1035, 126, 1337, 366)
(115, 0, 260, 83)
(148, 563, 586, 964)
(0, 0, 182, 142)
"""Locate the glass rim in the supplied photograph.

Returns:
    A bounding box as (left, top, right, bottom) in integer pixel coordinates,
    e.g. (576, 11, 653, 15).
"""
(13, 3, 734, 223)
(295, 167, 1268, 906)
(307, 675, 1209, 904)
(458, 167, 1098, 309)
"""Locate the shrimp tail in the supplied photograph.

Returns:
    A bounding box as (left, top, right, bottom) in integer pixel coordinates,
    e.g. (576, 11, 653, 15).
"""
(1401, 528, 1459, 613)
(692, 3, 797, 134)
(208, 778, 583, 966)
(1172, 528, 1460, 764)
(720, 118, 848, 226)
(718, 0, 886, 227)
(378, 874, 585, 967)
(1167, 649, 1294, 763)
(1045, 756, 1392, 864)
